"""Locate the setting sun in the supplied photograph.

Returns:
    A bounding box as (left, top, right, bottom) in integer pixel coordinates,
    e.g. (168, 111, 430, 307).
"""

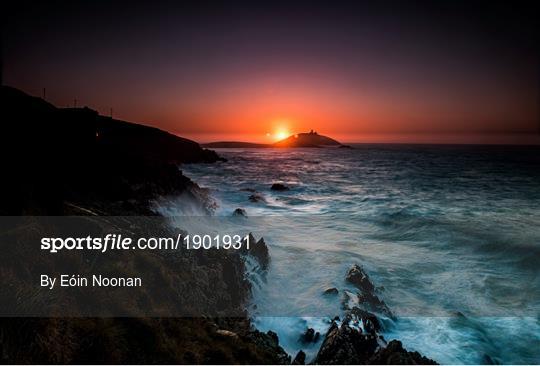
(275, 130, 290, 141)
(271, 119, 292, 141)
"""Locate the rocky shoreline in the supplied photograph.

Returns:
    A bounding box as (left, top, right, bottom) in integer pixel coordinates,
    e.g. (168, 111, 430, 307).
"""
(0, 85, 434, 364)
(311, 264, 436, 364)
(240, 234, 437, 364)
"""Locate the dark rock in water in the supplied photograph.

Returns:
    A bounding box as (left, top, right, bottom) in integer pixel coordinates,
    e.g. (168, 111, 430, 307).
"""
(358, 291, 392, 317)
(300, 327, 320, 344)
(314, 309, 436, 365)
(241, 233, 270, 270)
(251, 237, 270, 270)
(241, 233, 257, 252)
(369, 340, 437, 365)
(314, 321, 379, 364)
(314, 264, 434, 364)
(271, 183, 290, 191)
(323, 287, 339, 295)
(292, 350, 306, 364)
(346, 264, 375, 293)
(345, 264, 392, 316)
(339, 145, 353, 149)
(348, 307, 382, 333)
(232, 208, 247, 217)
(249, 193, 266, 203)
(301, 328, 315, 343)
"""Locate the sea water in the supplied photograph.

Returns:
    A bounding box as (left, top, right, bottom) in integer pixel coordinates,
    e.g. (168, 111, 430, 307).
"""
(176, 144, 540, 364)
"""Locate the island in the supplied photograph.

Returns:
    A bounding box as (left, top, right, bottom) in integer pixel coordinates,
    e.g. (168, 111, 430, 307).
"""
(202, 130, 343, 148)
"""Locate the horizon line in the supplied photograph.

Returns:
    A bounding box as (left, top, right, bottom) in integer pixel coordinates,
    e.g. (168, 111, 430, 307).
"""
(185, 132, 540, 146)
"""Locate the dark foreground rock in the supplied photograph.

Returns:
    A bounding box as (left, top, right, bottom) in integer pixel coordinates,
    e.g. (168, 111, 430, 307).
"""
(314, 264, 436, 364)
(0, 316, 295, 364)
(315, 319, 436, 365)
(292, 350, 306, 364)
(247, 330, 291, 364)
(368, 340, 437, 365)
(314, 321, 379, 364)
(0, 216, 292, 363)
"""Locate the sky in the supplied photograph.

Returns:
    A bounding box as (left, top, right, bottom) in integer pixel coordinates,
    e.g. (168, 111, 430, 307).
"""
(3, 0, 539, 144)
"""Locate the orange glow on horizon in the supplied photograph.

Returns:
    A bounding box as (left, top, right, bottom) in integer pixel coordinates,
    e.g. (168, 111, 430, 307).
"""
(265, 119, 292, 141)
(154, 71, 539, 146)
(274, 130, 290, 141)
(179, 132, 540, 146)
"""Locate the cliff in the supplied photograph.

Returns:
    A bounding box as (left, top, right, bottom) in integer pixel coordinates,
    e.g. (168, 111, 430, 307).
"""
(0, 86, 222, 215)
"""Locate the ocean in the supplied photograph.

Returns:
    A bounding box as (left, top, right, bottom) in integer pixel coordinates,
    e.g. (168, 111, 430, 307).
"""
(175, 144, 540, 364)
